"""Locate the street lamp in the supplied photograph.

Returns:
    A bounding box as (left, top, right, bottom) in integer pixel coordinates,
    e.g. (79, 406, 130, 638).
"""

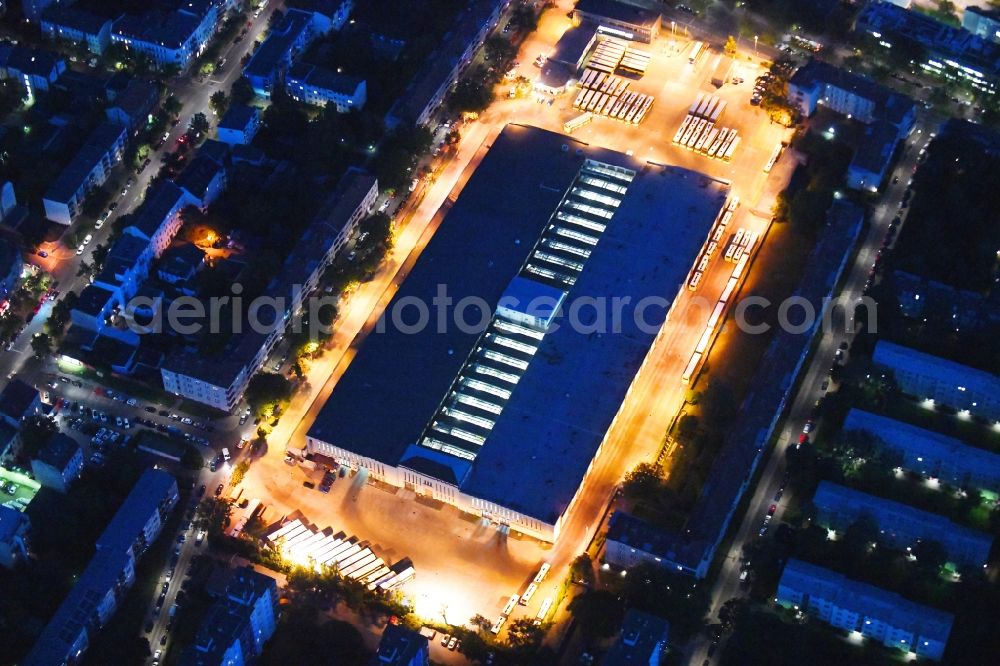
(754, 35, 759, 57)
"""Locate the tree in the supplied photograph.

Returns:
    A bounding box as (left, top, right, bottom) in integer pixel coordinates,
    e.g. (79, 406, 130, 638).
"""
(724, 35, 738, 57)
(195, 497, 232, 537)
(245, 372, 294, 418)
(718, 598, 748, 632)
(510, 4, 538, 32)
(567, 590, 625, 640)
(569, 553, 594, 585)
(81, 185, 112, 219)
(357, 212, 392, 250)
(30, 333, 52, 358)
(231, 459, 250, 486)
(46, 291, 78, 338)
(912, 539, 947, 573)
(449, 72, 494, 113)
(506, 618, 544, 652)
(210, 90, 230, 117)
(163, 94, 182, 117)
(19, 415, 57, 459)
(622, 463, 664, 503)
(484, 35, 517, 66)
(230, 77, 255, 106)
(841, 516, 880, 565)
(190, 112, 210, 135)
(262, 604, 369, 665)
(469, 614, 492, 633)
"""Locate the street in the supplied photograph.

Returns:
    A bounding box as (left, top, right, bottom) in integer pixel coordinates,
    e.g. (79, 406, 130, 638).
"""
(684, 115, 939, 666)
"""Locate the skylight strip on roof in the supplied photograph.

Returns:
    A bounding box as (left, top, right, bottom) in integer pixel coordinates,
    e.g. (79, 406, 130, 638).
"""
(481, 348, 530, 370)
(461, 377, 512, 399)
(454, 393, 504, 414)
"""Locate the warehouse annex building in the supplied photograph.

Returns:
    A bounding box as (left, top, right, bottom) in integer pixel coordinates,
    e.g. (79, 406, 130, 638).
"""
(307, 124, 728, 542)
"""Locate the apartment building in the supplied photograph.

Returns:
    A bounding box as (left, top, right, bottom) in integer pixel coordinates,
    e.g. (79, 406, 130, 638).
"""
(285, 62, 366, 112)
(183, 567, 279, 665)
(216, 105, 261, 145)
(111, 0, 225, 69)
(844, 409, 1000, 492)
(812, 481, 993, 567)
(42, 122, 127, 225)
(604, 609, 670, 666)
(30, 433, 84, 493)
(40, 6, 113, 54)
(0, 505, 30, 568)
(0, 41, 66, 92)
(161, 168, 378, 411)
(369, 625, 429, 666)
(776, 559, 953, 661)
(873, 340, 1000, 421)
(24, 469, 178, 666)
(385, 0, 507, 128)
(242, 6, 343, 97)
(858, 1, 1000, 94)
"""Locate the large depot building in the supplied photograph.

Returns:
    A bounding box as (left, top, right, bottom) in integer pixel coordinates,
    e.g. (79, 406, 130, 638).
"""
(307, 124, 727, 542)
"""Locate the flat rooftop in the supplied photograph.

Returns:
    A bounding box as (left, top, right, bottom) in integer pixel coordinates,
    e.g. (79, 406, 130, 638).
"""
(873, 339, 1000, 396)
(574, 0, 661, 29)
(780, 558, 953, 643)
(310, 124, 727, 524)
(813, 481, 993, 564)
(844, 408, 1000, 475)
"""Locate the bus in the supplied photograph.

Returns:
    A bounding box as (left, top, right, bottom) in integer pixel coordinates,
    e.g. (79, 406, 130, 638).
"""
(227, 498, 262, 539)
(635, 96, 654, 124)
(718, 129, 737, 156)
(689, 92, 705, 115)
(688, 40, 705, 65)
(681, 117, 698, 146)
(695, 94, 712, 118)
(710, 99, 727, 123)
(695, 123, 716, 151)
(674, 115, 693, 144)
(610, 96, 626, 118)
(702, 95, 719, 121)
(563, 113, 594, 134)
(700, 127, 720, 154)
(725, 229, 745, 261)
(682, 351, 702, 384)
(707, 129, 727, 157)
(520, 583, 539, 605)
(722, 135, 741, 161)
(502, 594, 520, 616)
(534, 597, 555, 625)
(534, 562, 551, 583)
(687, 119, 707, 148)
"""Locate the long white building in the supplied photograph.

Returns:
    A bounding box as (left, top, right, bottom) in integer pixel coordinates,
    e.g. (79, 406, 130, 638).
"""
(307, 124, 728, 542)
(776, 559, 953, 661)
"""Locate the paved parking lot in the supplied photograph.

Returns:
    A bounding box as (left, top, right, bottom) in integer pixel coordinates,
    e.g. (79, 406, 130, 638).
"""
(241, 457, 550, 629)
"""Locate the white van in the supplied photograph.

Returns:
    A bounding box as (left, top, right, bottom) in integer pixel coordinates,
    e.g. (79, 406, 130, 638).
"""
(222, 447, 231, 462)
